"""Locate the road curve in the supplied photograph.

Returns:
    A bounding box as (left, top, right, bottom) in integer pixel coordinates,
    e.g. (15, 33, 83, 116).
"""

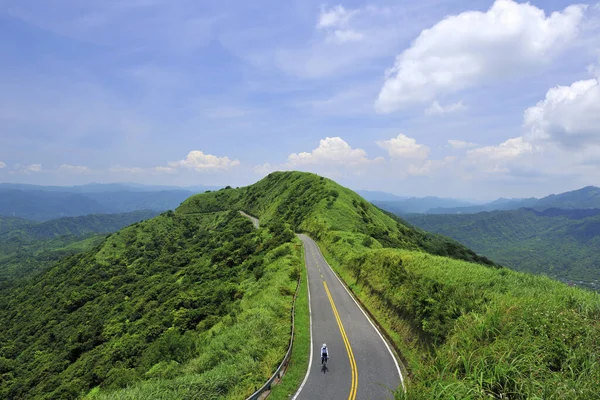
(239, 211, 259, 229)
(293, 234, 402, 400)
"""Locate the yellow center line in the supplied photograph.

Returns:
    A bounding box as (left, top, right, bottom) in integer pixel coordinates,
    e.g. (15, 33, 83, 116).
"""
(324, 281, 358, 400)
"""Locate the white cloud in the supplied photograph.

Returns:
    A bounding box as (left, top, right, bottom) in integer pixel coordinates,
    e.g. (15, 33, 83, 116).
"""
(27, 164, 42, 172)
(0, 162, 5, 169)
(425, 100, 467, 116)
(448, 139, 478, 149)
(253, 163, 277, 176)
(58, 164, 91, 174)
(288, 137, 380, 167)
(408, 156, 456, 176)
(524, 77, 600, 148)
(317, 5, 357, 29)
(468, 137, 533, 160)
(329, 29, 364, 43)
(11, 164, 43, 174)
(109, 167, 144, 174)
(377, 134, 430, 160)
(376, 0, 586, 112)
(153, 166, 176, 173)
(168, 150, 240, 171)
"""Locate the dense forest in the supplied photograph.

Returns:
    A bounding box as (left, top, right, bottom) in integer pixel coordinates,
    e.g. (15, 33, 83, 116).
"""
(0, 208, 301, 399)
(404, 208, 600, 288)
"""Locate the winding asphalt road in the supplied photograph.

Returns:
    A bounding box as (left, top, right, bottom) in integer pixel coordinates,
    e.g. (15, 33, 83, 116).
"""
(293, 234, 403, 400)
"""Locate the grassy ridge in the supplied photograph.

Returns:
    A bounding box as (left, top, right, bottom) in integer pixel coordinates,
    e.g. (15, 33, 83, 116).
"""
(0, 210, 302, 399)
(180, 171, 600, 398)
(179, 172, 495, 267)
(5, 171, 599, 399)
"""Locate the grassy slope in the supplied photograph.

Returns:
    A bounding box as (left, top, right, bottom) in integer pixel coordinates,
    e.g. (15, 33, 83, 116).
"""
(404, 209, 600, 286)
(180, 172, 600, 399)
(178, 172, 495, 266)
(0, 210, 302, 399)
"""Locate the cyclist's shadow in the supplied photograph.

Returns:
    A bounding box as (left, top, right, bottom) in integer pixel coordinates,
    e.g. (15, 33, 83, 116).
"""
(321, 364, 329, 373)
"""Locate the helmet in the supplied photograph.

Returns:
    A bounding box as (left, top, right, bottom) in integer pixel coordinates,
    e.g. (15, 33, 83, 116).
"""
(322, 343, 327, 347)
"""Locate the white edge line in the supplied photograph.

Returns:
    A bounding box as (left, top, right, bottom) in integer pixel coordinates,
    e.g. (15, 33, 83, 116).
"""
(291, 236, 314, 400)
(312, 238, 406, 392)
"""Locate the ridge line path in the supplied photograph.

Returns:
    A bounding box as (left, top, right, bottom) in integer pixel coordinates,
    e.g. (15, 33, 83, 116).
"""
(239, 211, 259, 229)
(294, 234, 402, 400)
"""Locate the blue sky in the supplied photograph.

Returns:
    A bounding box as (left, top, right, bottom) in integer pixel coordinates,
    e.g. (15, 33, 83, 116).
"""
(1, 0, 599, 200)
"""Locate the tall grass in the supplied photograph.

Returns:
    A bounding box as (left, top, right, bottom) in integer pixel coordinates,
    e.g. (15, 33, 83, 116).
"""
(318, 230, 600, 399)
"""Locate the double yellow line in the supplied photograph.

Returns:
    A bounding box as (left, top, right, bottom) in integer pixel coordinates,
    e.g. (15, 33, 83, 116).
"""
(323, 281, 358, 400)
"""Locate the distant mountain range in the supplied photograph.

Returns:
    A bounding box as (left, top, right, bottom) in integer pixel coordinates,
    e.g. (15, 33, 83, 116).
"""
(372, 186, 600, 215)
(403, 207, 600, 289)
(0, 183, 220, 221)
(0, 210, 160, 285)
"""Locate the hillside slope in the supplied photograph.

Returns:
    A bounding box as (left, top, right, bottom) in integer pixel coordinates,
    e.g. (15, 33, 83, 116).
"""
(404, 208, 600, 287)
(179, 172, 495, 266)
(0, 208, 301, 399)
(3, 172, 599, 399)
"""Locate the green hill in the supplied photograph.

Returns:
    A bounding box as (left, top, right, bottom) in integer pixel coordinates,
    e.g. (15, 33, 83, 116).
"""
(2, 172, 599, 399)
(403, 208, 600, 288)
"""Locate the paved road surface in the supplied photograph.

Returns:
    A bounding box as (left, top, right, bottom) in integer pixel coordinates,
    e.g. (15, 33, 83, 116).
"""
(239, 211, 259, 229)
(293, 234, 402, 400)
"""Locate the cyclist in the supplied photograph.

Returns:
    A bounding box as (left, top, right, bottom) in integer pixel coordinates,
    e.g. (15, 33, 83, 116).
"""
(321, 343, 329, 365)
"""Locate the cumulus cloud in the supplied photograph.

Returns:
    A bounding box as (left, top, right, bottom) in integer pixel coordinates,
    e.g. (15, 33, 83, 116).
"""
(168, 150, 240, 171)
(376, 0, 585, 112)
(376, 134, 430, 159)
(524, 77, 600, 148)
(288, 137, 380, 167)
(468, 137, 533, 160)
(448, 140, 478, 149)
(425, 100, 467, 116)
(58, 164, 91, 174)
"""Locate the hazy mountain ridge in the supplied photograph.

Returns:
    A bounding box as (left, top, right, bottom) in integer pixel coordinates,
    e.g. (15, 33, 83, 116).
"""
(0, 188, 195, 221)
(429, 186, 600, 214)
(0, 210, 161, 286)
(404, 207, 600, 287)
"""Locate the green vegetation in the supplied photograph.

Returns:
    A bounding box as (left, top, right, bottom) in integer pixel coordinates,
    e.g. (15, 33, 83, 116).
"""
(0, 211, 160, 287)
(404, 208, 600, 288)
(269, 245, 310, 400)
(4, 171, 599, 399)
(178, 172, 494, 267)
(179, 171, 600, 398)
(0, 210, 302, 399)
